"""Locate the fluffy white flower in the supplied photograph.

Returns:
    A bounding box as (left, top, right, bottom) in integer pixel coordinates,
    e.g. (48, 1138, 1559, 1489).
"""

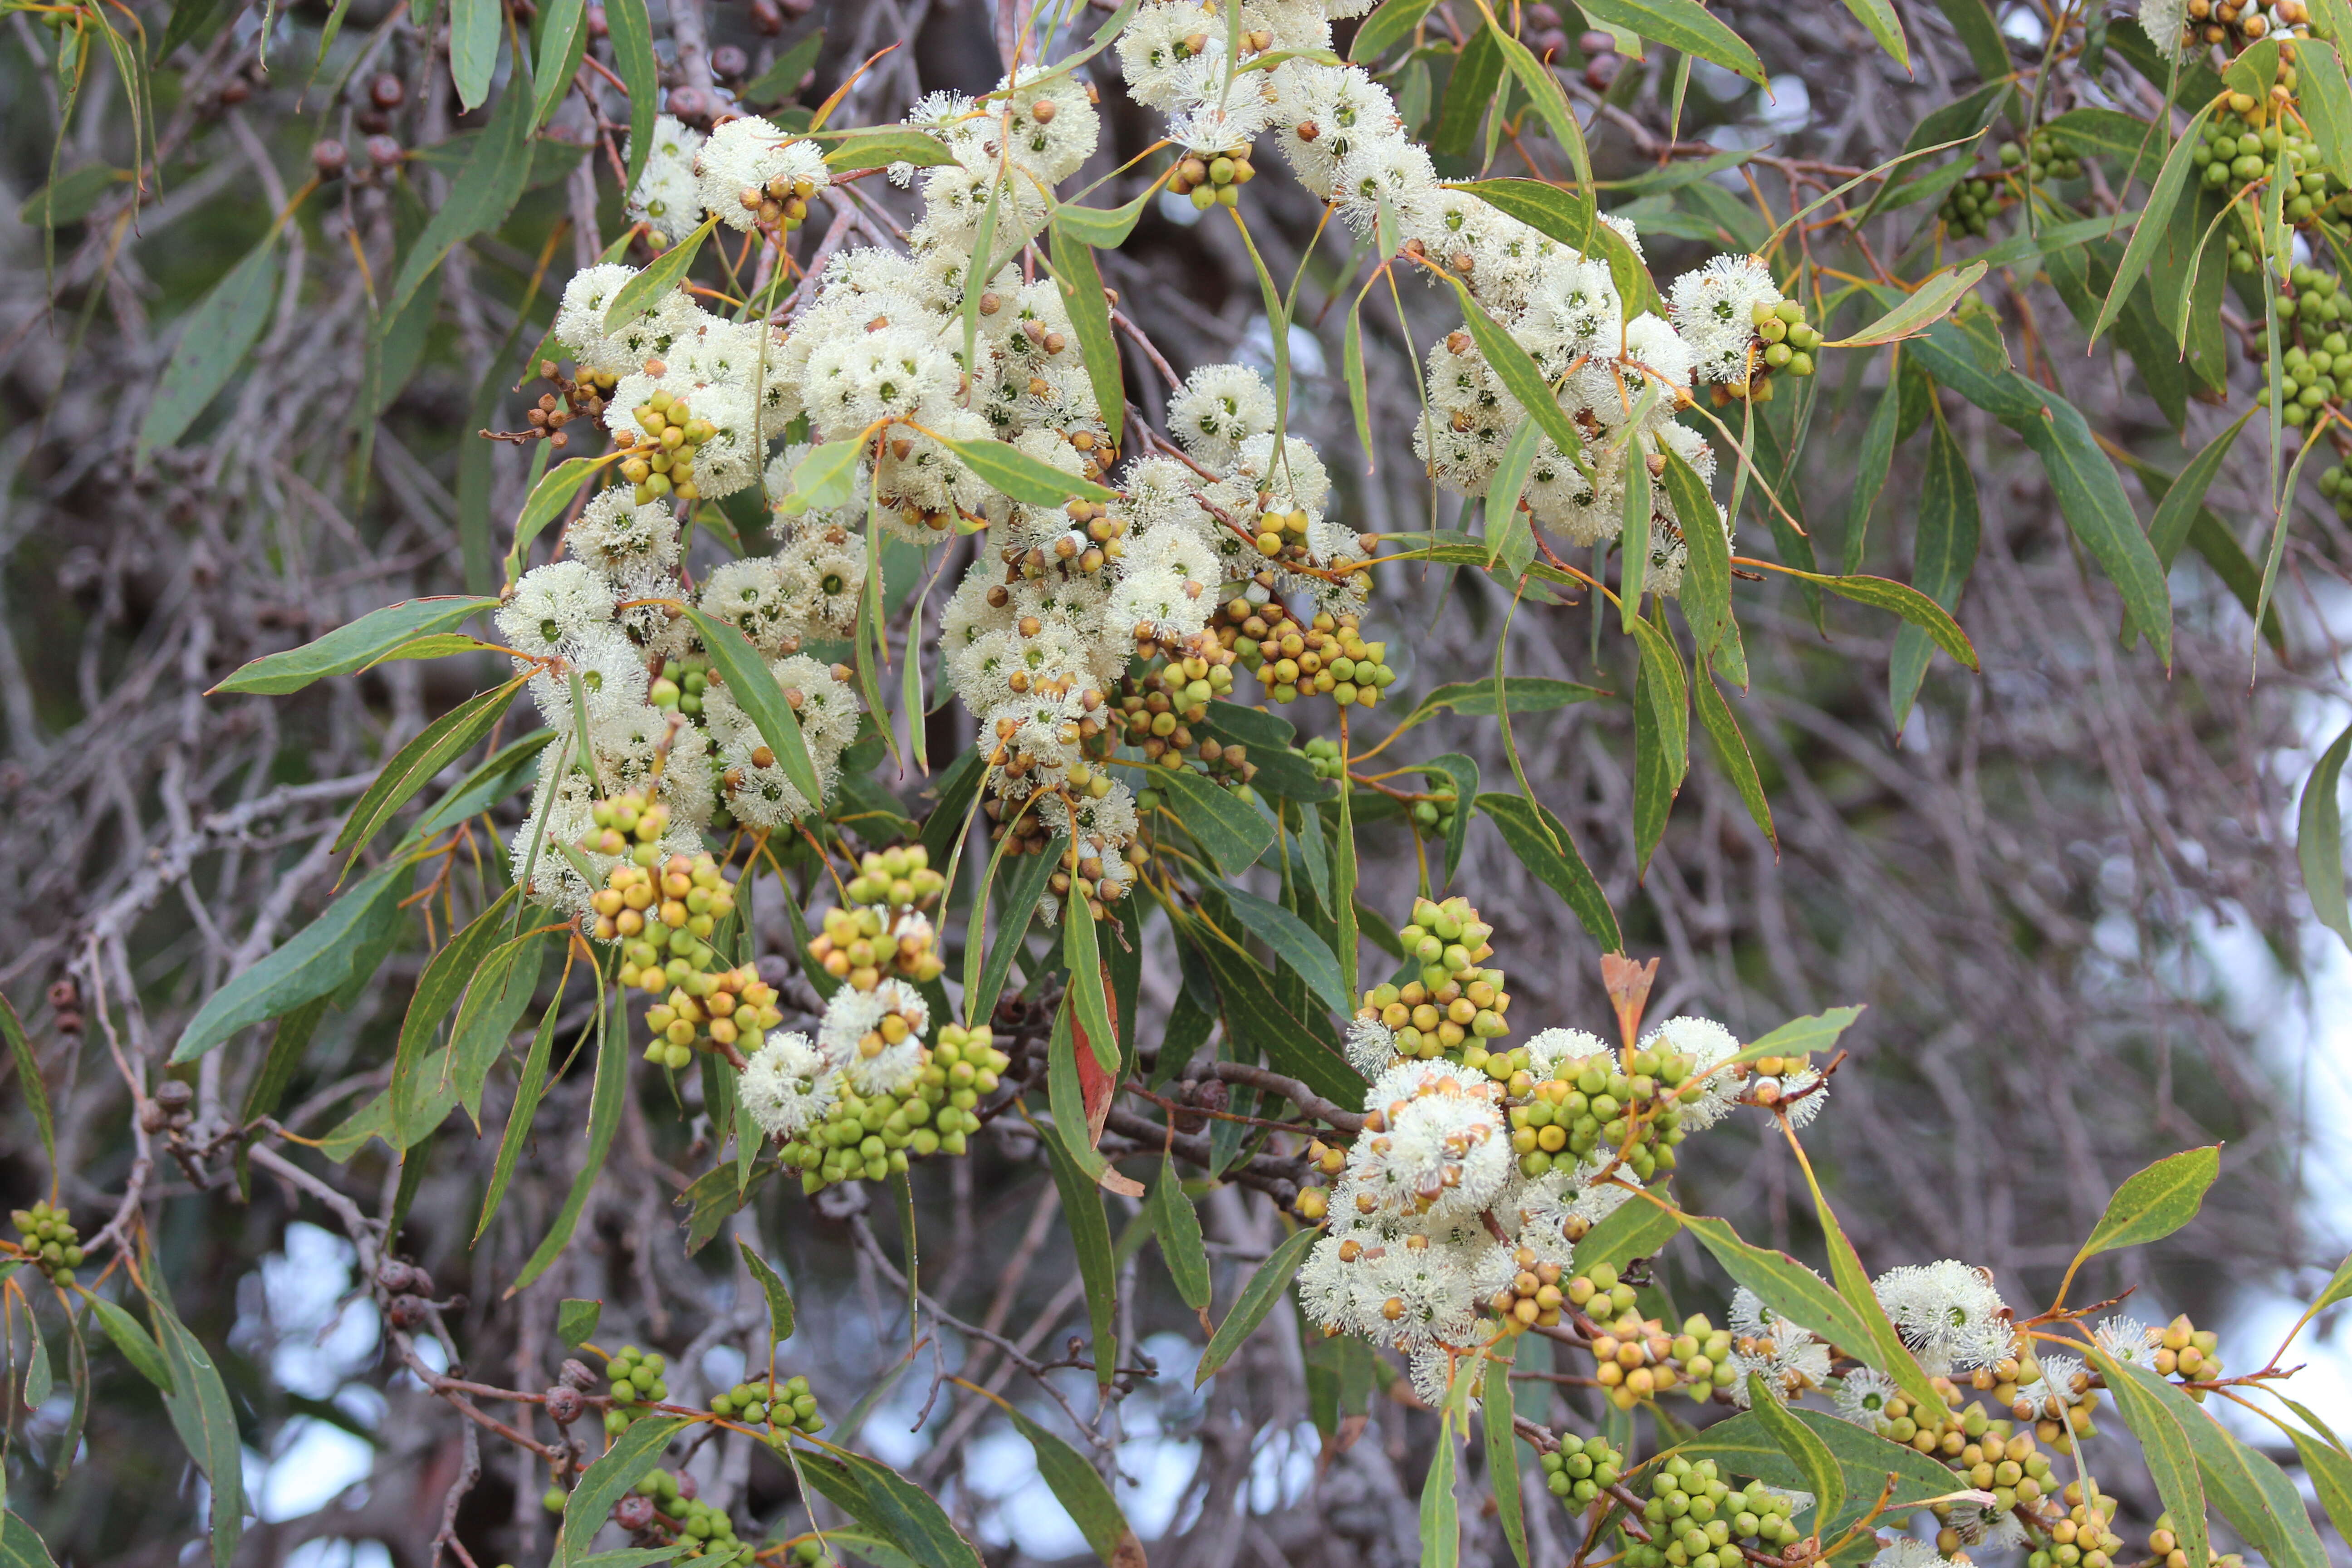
(1670, 253, 1782, 388)
(1872, 1260, 2012, 1375)
(1168, 364, 1277, 467)
(700, 559, 801, 656)
(511, 767, 602, 916)
(1872, 1542, 1953, 1568)
(779, 528, 867, 638)
(567, 489, 680, 576)
(626, 115, 708, 244)
(1833, 1368, 1902, 1430)
(1345, 1016, 1400, 1076)
(738, 1031, 838, 1139)
(998, 64, 1102, 183)
(1645, 1015, 1743, 1130)
(554, 264, 644, 375)
(2092, 1315, 2161, 1367)
(526, 623, 652, 732)
(696, 117, 829, 233)
(1118, 1, 1227, 108)
(497, 561, 614, 659)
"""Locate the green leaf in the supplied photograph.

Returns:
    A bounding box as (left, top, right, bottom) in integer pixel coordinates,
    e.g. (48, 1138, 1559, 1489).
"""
(1579, 0, 1765, 82)
(1485, 420, 1541, 575)
(383, 67, 536, 323)
(1832, 0, 1909, 69)
(1629, 616, 1690, 784)
(1404, 676, 1608, 725)
(2072, 1145, 2221, 1264)
(558, 1298, 601, 1348)
(1488, 26, 1592, 182)
(0, 993, 52, 1179)
(2042, 107, 2164, 183)
(214, 596, 497, 694)
(2095, 101, 2219, 345)
(172, 860, 414, 1063)
(529, 0, 588, 127)
(1573, 1191, 1682, 1276)
(2108, 1361, 2329, 1568)
(1049, 220, 1124, 451)
(1474, 793, 1620, 951)
(1063, 895, 1119, 1073)
(88, 1292, 176, 1394)
(1421, 1402, 1460, 1568)
(789, 437, 865, 510)
(1190, 923, 1365, 1106)
(1840, 369, 1903, 575)
(1221, 886, 1347, 1014)
(1051, 187, 1156, 248)
(1745, 1007, 1864, 1059)
(1421, 753, 1480, 886)
(1890, 406, 1981, 731)
(136, 238, 278, 464)
(802, 1449, 985, 1568)
(337, 678, 524, 858)
(391, 888, 519, 1146)
(1781, 1122, 1945, 1420)
(2298, 38, 2352, 185)
(1458, 178, 1598, 251)
(1674, 1407, 1970, 1534)
(603, 215, 720, 334)
(450, 0, 498, 108)
(1826, 264, 1986, 348)
(2, 1513, 59, 1568)
(18, 164, 126, 228)
(1431, 23, 1505, 157)
(2083, 1344, 2209, 1568)
(1151, 1153, 1211, 1311)
(1038, 1119, 1120, 1388)
(1483, 1354, 1529, 1568)
(477, 999, 565, 1240)
(2149, 407, 2257, 567)
(739, 26, 823, 105)
(821, 129, 959, 170)
(733, 1240, 796, 1347)
(1441, 279, 1590, 478)
(556, 1416, 692, 1565)
(683, 608, 826, 811)
(450, 929, 547, 1118)
(2301, 724, 2352, 950)
(1931, 0, 2009, 78)
(2282, 1419, 2352, 1548)
(1745, 1373, 1844, 1532)
(1762, 561, 1980, 671)
(1350, 0, 1437, 59)
(513, 988, 628, 1291)
(935, 433, 1117, 505)
(1676, 1214, 1880, 1364)
(1153, 767, 1275, 876)
(505, 457, 615, 578)
(146, 1289, 245, 1568)
(1198, 1225, 1320, 1384)
(965, 834, 1060, 1028)
(990, 1397, 1139, 1567)
(1621, 435, 1655, 622)
(1662, 446, 1732, 651)
(606, 0, 659, 193)
(1694, 666, 1774, 849)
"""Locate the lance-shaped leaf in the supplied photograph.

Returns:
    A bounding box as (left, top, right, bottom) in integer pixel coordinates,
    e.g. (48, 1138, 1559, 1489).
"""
(506, 456, 616, 578)
(384, 70, 535, 322)
(738, 1241, 796, 1345)
(137, 239, 278, 464)
(1677, 1215, 1879, 1360)
(1675, 1407, 1972, 1534)
(1579, 0, 1765, 81)
(2107, 1360, 2328, 1568)
(2072, 1145, 2221, 1266)
(821, 130, 960, 169)
(2095, 102, 2220, 344)
(1038, 1112, 1121, 1387)
(87, 1294, 174, 1394)
(1442, 278, 1589, 478)
(1221, 886, 1348, 1014)
(682, 609, 826, 811)
(146, 1289, 246, 1568)
(1152, 1154, 1212, 1312)
(1475, 793, 1621, 951)
(1197, 1226, 1320, 1384)
(1573, 1189, 1683, 1275)
(1049, 220, 1125, 450)
(1350, 0, 1438, 60)
(1746, 1373, 1845, 1532)
(1484, 1353, 1530, 1568)
(607, 0, 660, 191)
(336, 678, 525, 858)
(2084, 1344, 2209, 1568)
(1826, 263, 1986, 348)
(557, 1416, 692, 1565)
(214, 598, 502, 695)
(172, 859, 414, 1063)
(1756, 563, 1980, 671)
(2302, 724, 2352, 949)
(1154, 766, 1274, 876)
(603, 215, 720, 333)
(936, 432, 1117, 505)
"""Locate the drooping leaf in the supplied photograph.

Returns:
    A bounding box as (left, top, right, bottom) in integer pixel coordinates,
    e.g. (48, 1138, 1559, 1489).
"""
(214, 596, 498, 695)
(2085, 1344, 2209, 1568)
(738, 26, 825, 105)
(935, 433, 1117, 505)
(1038, 1120, 1120, 1388)
(1351, 0, 1439, 60)
(1484, 1354, 1529, 1568)
(88, 1293, 176, 1394)
(383, 67, 536, 323)
(557, 1298, 601, 1348)
(172, 860, 415, 1063)
(1675, 1406, 1970, 1534)
(738, 1241, 796, 1345)
(1745, 1373, 1844, 1532)
(1891, 406, 1982, 730)
(1049, 220, 1125, 451)
(336, 678, 525, 858)
(1841, 368, 1905, 575)
(683, 609, 827, 811)
(1197, 1225, 1320, 1384)
(988, 1395, 1141, 1567)
(1151, 1153, 1212, 1312)
(1220, 886, 1348, 1015)
(603, 215, 721, 333)
(1676, 1215, 1878, 1363)
(1826, 264, 1986, 348)
(1579, 0, 1765, 81)
(1694, 666, 1775, 849)
(1475, 793, 1620, 951)
(1153, 767, 1275, 877)
(1420, 1401, 1461, 1568)
(2302, 723, 2352, 951)
(2093, 102, 2220, 346)
(1573, 1191, 1683, 1276)
(556, 1416, 692, 1565)
(606, 0, 660, 192)
(450, 930, 547, 1118)
(136, 239, 278, 464)
(146, 1289, 246, 1568)
(1442, 279, 1590, 477)
(449, 0, 499, 108)
(820, 130, 960, 170)
(1188, 916, 1365, 1106)
(511, 989, 627, 1291)
(0, 993, 53, 1179)
(2107, 1361, 2328, 1568)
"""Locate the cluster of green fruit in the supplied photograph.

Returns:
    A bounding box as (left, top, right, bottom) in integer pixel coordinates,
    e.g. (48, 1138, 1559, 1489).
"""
(2196, 108, 2344, 230)
(1538, 1430, 1625, 1506)
(2151, 1515, 2245, 1568)
(617, 388, 720, 503)
(1356, 896, 1511, 1061)
(1617, 1457, 1803, 1568)
(2020, 1484, 2127, 1568)
(10, 1201, 82, 1285)
(1300, 736, 1345, 779)
(641, 964, 783, 1070)
(2148, 1314, 2224, 1384)
(1979, 1350, 2100, 1449)
(1715, 299, 1823, 405)
(1921, 1418, 2058, 1526)
(1584, 1308, 1740, 1407)
(650, 654, 717, 716)
(1115, 642, 1239, 766)
(632, 1469, 753, 1563)
(808, 901, 945, 988)
(1231, 603, 1398, 710)
(840, 844, 947, 913)
(602, 1345, 672, 1433)
(778, 1023, 1011, 1193)
(1168, 144, 1255, 210)
(579, 789, 676, 867)
(1409, 788, 1458, 838)
(1939, 173, 2009, 237)
(1506, 1039, 1695, 1181)
(709, 1372, 824, 1436)
(1999, 127, 2083, 182)
(2248, 269, 2352, 429)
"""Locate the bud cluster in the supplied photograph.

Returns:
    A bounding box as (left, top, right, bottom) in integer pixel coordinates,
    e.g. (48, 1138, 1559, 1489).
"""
(1538, 1430, 1625, 1507)
(11, 1201, 82, 1285)
(709, 1372, 824, 1436)
(1710, 298, 1822, 406)
(1169, 145, 1256, 211)
(617, 382, 722, 504)
(1222, 599, 1396, 709)
(1620, 1458, 1803, 1568)
(1356, 896, 1510, 1062)
(641, 966, 783, 1070)
(777, 1021, 1010, 1192)
(621, 1468, 752, 1564)
(602, 1344, 671, 1432)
